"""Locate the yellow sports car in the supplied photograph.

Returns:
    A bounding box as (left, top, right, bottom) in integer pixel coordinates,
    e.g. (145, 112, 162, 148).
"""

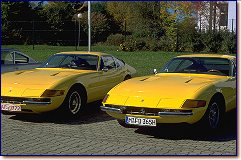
(101, 54, 236, 129)
(1, 51, 137, 116)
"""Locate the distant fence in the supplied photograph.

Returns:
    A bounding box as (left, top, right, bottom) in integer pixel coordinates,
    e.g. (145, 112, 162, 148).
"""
(1, 19, 237, 47)
(1, 20, 88, 47)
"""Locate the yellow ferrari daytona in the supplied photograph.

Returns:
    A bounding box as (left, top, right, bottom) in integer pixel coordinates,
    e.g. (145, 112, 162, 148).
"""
(1, 51, 137, 116)
(101, 54, 236, 129)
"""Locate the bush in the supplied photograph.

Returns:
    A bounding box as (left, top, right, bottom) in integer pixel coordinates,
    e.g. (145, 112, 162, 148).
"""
(202, 31, 223, 53)
(104, 34, 124, 46)
(119, 37, 148, 52)
(159, 37, 176, 52)
(189, 31, 205, 52)
(118, 30, 236, 53)
(221, 31, 236, 54)
(119, 36, 170, 52)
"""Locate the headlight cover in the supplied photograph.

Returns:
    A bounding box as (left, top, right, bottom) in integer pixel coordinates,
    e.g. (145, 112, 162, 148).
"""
(182, 99, 206, 108)
(41, 89, 65, 97)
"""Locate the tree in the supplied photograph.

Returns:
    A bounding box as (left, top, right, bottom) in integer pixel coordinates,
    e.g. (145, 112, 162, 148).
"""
(39, 1, 79, 45)
(159, 1, 196, 51)
(106, 1, 163, 39)
(91, 1, 107, 14)
(40, 2, 75, 31)
(75, 12, 111, 43)
(1, 1, 34, 44)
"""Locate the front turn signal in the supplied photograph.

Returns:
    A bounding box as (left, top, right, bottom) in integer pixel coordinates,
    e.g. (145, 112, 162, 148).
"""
(182, 99, 206, 108)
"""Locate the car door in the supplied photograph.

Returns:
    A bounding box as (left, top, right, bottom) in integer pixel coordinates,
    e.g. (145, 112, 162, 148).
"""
(221, 58, 236, 111)
(97, 55, 125, 97)
(227, 58, 236, 110)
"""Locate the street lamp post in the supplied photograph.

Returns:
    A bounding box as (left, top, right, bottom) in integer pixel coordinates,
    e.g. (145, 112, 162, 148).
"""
(77, 13, 82, 49)
(88, 1, 91, 52)
(176, 21, 179, 52)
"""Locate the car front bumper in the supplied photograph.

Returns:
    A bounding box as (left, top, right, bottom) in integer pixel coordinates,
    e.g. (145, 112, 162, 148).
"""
(100, 105, 206, 124)
(1, 96, 65, 114)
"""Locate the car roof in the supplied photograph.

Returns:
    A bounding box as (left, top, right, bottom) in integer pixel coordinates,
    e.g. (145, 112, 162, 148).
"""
(56, 51, 110, 56)
(177, 54, 236, 60)
(1, 48, 21, 52)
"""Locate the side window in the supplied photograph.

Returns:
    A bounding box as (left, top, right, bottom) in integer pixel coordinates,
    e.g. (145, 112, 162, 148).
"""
(15, 53, 29, 64)
(1, 52, 14, 64)
(100, 56, 116, 70)
(113, 57, 125, 68)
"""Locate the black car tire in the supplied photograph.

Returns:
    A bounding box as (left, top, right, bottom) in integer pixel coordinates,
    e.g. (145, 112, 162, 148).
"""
(59, 87, 86, 118)
(202, 99, 225, 130)
(124, 75, 131, 81)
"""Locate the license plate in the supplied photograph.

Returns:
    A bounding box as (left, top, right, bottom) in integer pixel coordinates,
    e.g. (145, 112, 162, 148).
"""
(125, 116, 156, 127)
(1, 104, 21, 111)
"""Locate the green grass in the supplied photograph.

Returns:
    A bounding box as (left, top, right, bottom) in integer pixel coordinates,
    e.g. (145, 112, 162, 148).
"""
(1, 45, 227, 76)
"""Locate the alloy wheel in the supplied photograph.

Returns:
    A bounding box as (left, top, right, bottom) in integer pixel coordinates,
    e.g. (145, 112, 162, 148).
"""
(68, 91, 81, 115)
(208, 102, 220, 129)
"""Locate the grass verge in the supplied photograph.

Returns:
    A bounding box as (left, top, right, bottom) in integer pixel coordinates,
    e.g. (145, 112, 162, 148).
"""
(1, 45, 229, 76)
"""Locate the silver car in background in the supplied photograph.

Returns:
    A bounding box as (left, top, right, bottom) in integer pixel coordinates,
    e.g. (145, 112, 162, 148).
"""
(1, 48, 42, 73)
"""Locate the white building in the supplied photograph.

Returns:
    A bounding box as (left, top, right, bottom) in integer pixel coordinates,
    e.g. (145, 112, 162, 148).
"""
(227, 1, 236, 32)
(197, 1, 236, 32)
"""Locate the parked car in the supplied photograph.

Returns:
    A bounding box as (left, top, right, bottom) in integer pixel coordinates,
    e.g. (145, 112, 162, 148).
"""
(1, 48, 41, 73)
(1, 51, 137, 116)
(101, 54, 236, 129)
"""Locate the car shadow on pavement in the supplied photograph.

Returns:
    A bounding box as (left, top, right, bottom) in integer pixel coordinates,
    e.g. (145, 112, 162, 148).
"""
(8, 100, 115, 125)
(135, 110, 237, 142)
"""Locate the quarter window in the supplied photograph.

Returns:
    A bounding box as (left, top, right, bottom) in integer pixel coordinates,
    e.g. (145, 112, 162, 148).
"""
(15, 53, 29, 64)
(100, 56, 116, 70)
(113, 57, 125, 68)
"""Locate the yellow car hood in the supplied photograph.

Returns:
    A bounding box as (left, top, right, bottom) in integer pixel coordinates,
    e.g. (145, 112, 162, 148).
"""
(107, 73, 223, 108)
(1, 68, 93, 97)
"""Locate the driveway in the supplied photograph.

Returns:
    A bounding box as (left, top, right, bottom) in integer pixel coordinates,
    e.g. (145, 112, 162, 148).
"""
(1, 101, 237, 156)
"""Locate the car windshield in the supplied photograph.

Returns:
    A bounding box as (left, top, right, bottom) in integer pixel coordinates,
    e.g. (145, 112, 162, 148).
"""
(40, 54, 99, 70)
(160, 57, 231, 76)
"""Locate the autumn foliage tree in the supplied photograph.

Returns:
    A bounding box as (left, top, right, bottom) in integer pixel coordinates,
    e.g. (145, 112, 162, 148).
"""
(159, 1, 196, 49)
(75, 11, 111, 43)
(106, 1, 163, 39)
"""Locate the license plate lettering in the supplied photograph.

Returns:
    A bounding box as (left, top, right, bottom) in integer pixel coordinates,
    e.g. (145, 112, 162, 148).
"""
(126, 116, 156, 127)
(1, 104, 21, 111)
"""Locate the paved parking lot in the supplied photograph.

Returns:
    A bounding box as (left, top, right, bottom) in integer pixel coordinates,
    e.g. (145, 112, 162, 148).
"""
(1, 101, 237, 156)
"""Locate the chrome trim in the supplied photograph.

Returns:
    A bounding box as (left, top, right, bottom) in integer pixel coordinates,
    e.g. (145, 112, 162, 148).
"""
(1, 98, 51, 105)
(22, 101, 51, 105)
(100, 106, 122, 113)
(158, 112, 193, 117)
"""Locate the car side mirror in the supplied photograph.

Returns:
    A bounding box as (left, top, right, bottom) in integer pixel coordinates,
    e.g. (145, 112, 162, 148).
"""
(102, 67, 109, 72)
(153, 69, 157, 75)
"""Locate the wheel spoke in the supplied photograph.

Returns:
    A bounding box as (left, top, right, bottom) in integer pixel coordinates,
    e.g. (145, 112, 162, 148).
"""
(208, 102, 220, 128)
(68, 91, 81, 115)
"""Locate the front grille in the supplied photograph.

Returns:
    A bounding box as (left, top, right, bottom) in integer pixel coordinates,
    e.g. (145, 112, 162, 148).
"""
(1, 96, 51, 105)
(125, 106, 161, 116)
(105, 104, 192, 116)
